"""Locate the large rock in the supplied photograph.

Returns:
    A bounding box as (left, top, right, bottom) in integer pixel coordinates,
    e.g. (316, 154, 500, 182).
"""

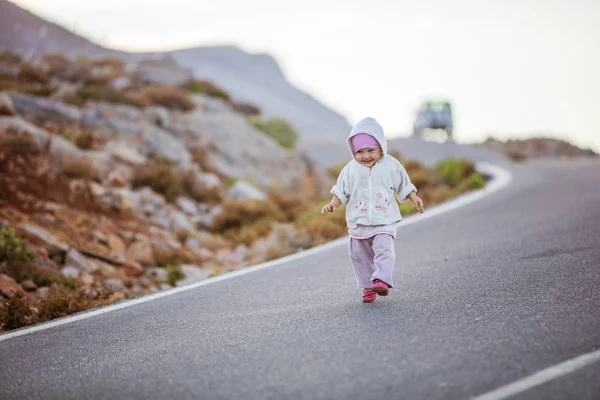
(8, 92, 82, 125)
(0, 116, 50, 151)
(104, 140, 147, 165)
(64, 248, 95, 273)
(187, 170, 223, 202)
(125, 241, 155, 266)
(226, 180, 267, 201)
(16, 224, 69, 255)
(171, 104, 323, 190)
(176, 265, 212, 287)
(0, 92, 16, 116)
(0, 274, 26, 299)
(49, 136, 113, 180)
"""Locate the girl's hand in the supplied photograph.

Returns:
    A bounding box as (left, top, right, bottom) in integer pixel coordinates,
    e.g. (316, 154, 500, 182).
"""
(408, 192, 424, 214)
(321, 203, 338, 214)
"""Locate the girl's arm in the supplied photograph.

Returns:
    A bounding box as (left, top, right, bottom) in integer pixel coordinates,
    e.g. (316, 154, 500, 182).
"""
(321, 195, 342, 214)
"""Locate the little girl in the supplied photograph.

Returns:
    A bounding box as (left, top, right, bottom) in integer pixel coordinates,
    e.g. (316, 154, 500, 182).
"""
(321, 117, 424, 303)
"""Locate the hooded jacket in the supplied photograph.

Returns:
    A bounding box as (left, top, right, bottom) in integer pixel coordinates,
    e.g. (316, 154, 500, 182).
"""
(330, 117, 416, 229)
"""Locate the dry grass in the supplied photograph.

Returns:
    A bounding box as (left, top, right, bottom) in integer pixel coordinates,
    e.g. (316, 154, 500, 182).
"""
(130, 160, 184, 202)
(74, 85, 149, 108)
(0, 135, 42, 156)
(133, 85, 196, 111)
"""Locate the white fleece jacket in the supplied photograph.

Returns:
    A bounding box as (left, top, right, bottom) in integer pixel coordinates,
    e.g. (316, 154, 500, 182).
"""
(330, 117, 417, 229)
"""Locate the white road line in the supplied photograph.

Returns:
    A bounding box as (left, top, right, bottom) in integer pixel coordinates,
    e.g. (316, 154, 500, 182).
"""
(0, 162, 511, 342)
(471, 349, 600, 400)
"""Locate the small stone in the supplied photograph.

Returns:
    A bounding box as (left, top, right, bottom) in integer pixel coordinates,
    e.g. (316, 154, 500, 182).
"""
(20, 279, 38, 292)
(61, 266, 80, 278)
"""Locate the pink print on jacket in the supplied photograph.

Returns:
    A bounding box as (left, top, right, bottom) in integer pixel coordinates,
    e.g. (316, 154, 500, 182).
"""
(375, 192, 389, 213)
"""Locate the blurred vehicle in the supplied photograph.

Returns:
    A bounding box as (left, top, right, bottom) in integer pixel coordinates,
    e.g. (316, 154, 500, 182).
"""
(412, 100, 453, 140)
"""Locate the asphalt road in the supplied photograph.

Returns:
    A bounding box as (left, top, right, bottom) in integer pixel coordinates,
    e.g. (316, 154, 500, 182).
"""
(1, 159, 599, 400)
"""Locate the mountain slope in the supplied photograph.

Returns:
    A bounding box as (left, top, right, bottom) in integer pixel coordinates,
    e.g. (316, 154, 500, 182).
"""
(168, 46, 351, 149)
(0, 0, 123, 58)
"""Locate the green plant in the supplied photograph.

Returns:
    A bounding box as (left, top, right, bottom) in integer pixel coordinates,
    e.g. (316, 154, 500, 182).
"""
(467, 172, 486, 189)
(0, 225, 34, 263)
(165, 265, 182, 287)
(0, 51, 22, 64)
(182, 79, 230, 101)
(248, 117, 299, 150)
(435, 158, 476, 186)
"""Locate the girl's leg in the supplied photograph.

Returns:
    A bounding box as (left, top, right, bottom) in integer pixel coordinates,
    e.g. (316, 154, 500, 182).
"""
(348, 238, 376, 289)
(371, 233, 395, 287)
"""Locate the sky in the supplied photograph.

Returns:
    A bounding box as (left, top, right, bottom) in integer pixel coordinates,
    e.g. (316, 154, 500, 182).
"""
(12, 0, 600, 152)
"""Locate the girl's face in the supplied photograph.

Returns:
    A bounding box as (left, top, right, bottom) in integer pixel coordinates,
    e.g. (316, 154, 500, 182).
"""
(354, 147, 383, 168)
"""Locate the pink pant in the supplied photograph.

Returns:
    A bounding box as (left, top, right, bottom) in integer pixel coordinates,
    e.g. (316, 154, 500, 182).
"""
(348, 234, 395, 289)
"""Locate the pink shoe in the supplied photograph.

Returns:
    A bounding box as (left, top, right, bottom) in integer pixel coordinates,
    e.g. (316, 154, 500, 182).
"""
(372, 279, 389, 296)
(362, 289, 376, 303)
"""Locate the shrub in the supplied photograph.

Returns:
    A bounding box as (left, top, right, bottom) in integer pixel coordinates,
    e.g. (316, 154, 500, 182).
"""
(436, 158, 476, 186)
(0, 293, 33, 332)
(230, 101, 260, 116)
(0, 135, 41, 156)
(0, 51, 22, 64)
(0, 80, 57, 97)
(165, 265, 182, 287)
(91, 57, 125, 70)
(1, 260, 77, 291)
(213, 200, 285, 232)
(227, 219, 274, 245)
(62, 92, 87, 107)
(35, 284, 114, 322)
(248, 117, 299, 150)
(74, 132, 95, 150)
(133, 85, 196, 111)
(131, 160, 185, 202)
(18, 63, 50, 84)
(295, 202, 347, 243)
(0, 225, 34, 263)
(467, 172, 486, 189)
(182, 79, 230, 101)
(268, 191, 310, 221)
(75, 85, 149, 108)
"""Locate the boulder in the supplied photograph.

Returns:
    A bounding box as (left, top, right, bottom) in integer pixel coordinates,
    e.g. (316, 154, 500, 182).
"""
(0, 93, 16, 116)
(176, 265, 212, 287)
(226, 180, 267, 201)
(0, 116, 50, 151)
(0, 274, 26, 298)
(16, 223, 69, 255)
(8, 92, 82, 125)
(64, 248, 95, 273)
(125, 241, 155, 266)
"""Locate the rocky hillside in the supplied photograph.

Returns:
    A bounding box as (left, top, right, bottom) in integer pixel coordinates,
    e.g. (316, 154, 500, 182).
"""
(168, 46, 351, 151)
(0, 51, 339, 322)
(0, 0, 351, 161)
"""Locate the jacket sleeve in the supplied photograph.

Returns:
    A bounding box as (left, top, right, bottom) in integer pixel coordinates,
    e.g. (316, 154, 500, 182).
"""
(330, 163, 351, 205)
(395, 163, 417, 203)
